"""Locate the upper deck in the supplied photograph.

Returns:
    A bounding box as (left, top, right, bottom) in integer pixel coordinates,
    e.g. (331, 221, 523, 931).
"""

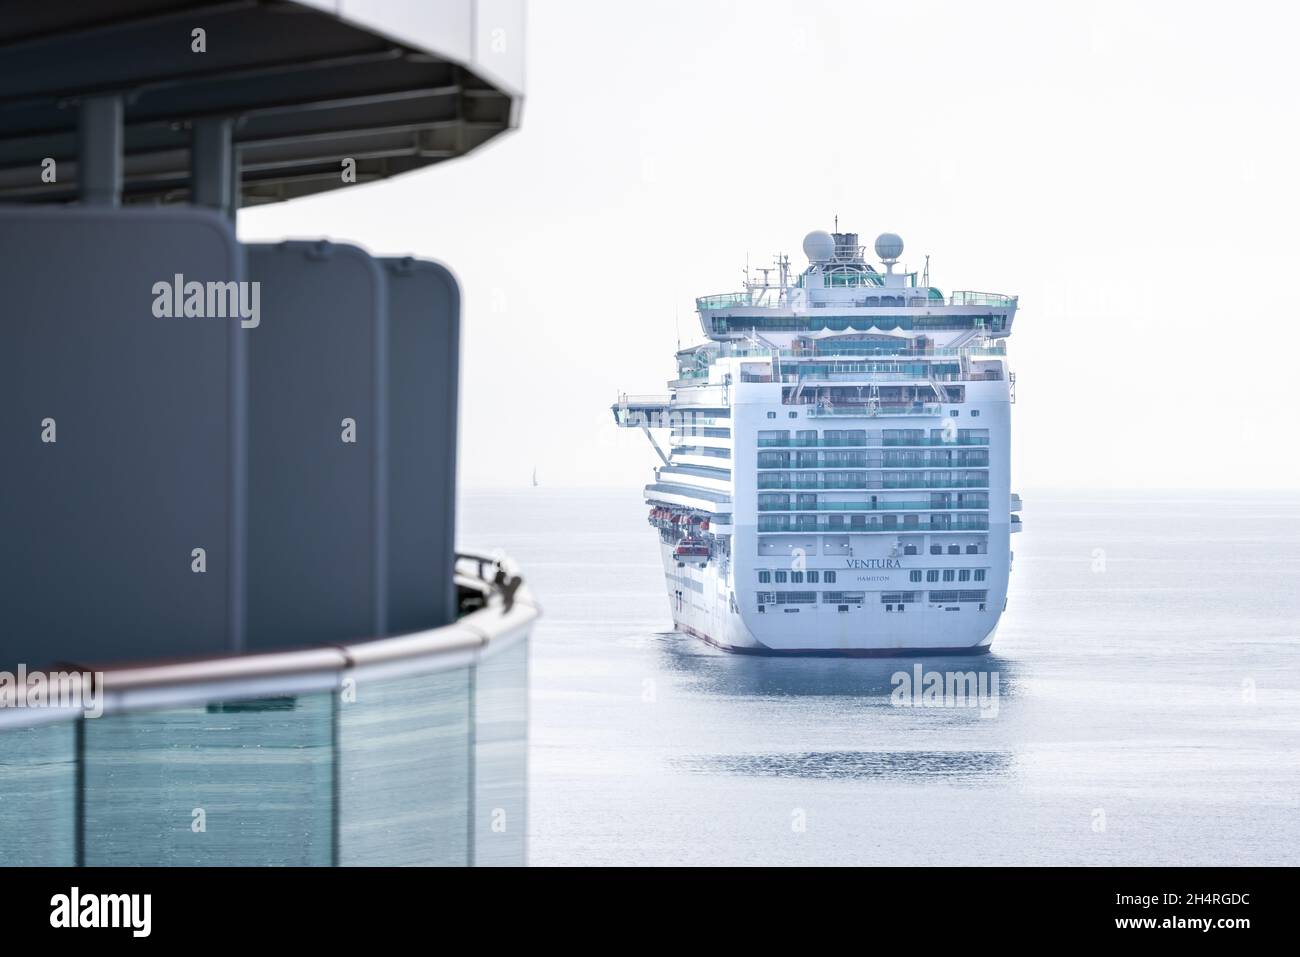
(695, 230, 1017, 342)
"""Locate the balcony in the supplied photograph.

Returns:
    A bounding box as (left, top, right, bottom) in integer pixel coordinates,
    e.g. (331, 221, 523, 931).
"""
(804, 403, 943, 417)
(757, 478, 990, 490)
(758, 437, 989, 448)
(757, 500, 988, 512)
(0, 555, 535, 867)
(758, 518, 990, 533)
(882, 437, 989, 447)
(757, 456, 990, 471)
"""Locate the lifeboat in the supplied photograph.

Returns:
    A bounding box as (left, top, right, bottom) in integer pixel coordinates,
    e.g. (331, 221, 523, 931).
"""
(673, 537, 710, 564)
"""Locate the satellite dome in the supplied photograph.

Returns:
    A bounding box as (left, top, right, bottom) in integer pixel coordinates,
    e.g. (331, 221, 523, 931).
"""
(802, 230, 836, 263)
(874, 232, 904, 262)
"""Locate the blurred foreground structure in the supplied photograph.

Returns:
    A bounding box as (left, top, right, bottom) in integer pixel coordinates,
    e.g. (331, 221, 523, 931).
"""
(0, 0, 534, 867)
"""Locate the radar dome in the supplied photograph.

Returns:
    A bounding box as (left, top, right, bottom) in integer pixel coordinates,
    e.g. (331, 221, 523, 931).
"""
(802, 230, 836, 263)
(874, 232, 904, 262)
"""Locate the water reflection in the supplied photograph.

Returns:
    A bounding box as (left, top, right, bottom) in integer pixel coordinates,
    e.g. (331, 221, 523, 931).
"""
(656, 632, 1018, 783)
(673, 749, 1013, 780)
(655, 631, 1019, 704)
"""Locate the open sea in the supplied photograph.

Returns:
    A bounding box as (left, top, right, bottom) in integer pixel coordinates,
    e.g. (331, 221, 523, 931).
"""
(459, 489, 1300, 866)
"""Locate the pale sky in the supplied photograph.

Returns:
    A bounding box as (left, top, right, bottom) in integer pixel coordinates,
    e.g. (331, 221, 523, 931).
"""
(241, 0, 1300, 491)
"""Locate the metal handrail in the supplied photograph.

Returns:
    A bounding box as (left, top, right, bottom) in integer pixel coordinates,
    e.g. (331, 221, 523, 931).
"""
(698, 289, 1017, 311)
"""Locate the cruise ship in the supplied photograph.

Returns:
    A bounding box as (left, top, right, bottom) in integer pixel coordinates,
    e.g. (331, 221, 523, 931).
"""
(615, 229, 1022, 655)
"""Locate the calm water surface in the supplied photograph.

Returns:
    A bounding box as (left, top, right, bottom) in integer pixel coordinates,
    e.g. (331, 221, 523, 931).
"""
(459, 489, 1300, 866)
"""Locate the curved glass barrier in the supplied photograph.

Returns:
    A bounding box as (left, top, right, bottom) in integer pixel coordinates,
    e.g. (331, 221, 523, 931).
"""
(0, 554, 534, 867)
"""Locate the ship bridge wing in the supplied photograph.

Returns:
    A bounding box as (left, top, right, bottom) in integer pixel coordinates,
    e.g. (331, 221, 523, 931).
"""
(612, 393, 672, 428)
(644, 482, 731, 513)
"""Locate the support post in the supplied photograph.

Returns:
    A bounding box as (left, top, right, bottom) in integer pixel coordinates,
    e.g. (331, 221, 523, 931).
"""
(228, 142, 241, 223)
(191, 117, 234, 217)
(77, 95, 123, 206)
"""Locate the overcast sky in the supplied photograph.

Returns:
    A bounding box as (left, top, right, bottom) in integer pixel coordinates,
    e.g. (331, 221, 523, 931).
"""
(241, 0, 1300, 491)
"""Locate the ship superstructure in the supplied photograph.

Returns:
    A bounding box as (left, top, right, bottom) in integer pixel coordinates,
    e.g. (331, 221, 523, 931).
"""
(614, 229, 1022, 655)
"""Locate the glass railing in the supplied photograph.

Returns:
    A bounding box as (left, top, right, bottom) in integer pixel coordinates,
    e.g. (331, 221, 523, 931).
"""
(758, 437, 988, 448)
(697, 343, 1006, 361)
(0, 553, 535, 867)
(804, 404, 943, 417)
(758, 479, 989, 490)
(757, 458, 990, 470)
(775, 370, 962, 383)
(696, 292, 753, 310)
(949, 291, 1017, 307)
(758, 518, 990, 533)
(757, 500, 988, 512)
(881, 437, 989, 447)
(697, 290, 1016, 311)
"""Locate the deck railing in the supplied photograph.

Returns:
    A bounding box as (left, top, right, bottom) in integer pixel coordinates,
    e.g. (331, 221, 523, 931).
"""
(0, 553, 537, 867)
(757, 437, 989, 448)
(697, 290, 1017, 311)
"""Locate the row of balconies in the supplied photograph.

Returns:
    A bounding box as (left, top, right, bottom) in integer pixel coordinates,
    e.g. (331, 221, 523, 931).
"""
(758, 455, 991, 470)
(758, 516, 991, 533)
(758, 476, 988, 490)
(757, 437, 989, 448)
(757, 499, 989, 513)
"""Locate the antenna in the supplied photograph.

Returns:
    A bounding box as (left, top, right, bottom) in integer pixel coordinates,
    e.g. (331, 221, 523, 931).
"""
(923, 254, 930, 287)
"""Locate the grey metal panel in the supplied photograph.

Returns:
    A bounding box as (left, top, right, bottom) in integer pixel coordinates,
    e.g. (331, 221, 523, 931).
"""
(0, 206, 246, 667)
(381, 257, 459, 633)
(245, 241, 387, 650)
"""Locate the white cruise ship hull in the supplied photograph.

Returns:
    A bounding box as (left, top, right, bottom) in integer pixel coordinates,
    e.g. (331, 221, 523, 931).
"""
(659, 523, 1006, 656)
